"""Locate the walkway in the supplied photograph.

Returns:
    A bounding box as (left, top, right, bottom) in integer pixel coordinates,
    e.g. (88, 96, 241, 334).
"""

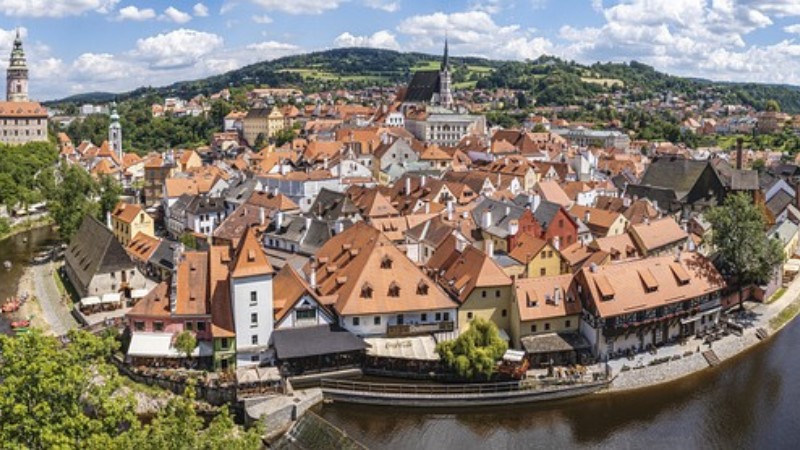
(30, 258, 77, 336)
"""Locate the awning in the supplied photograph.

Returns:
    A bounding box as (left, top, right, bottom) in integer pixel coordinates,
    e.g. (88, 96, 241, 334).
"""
(521, 332, 592, 354)
(81, 296, 101, 307)
(131, 289, 149, 299)
(503, 349, 526, 363)
(365, 336, 439, 361)
(127, 333, 213, 358)
(101, 293, 122, 304)
(272, 325, 368, 360)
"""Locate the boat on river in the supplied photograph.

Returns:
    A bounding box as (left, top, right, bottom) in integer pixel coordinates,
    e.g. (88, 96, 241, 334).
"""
(11, 315, 33, 329)
(2, 298, 20, 313)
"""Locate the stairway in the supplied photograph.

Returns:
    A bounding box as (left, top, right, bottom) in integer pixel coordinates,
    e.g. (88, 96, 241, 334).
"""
(702, 349, 721, 367)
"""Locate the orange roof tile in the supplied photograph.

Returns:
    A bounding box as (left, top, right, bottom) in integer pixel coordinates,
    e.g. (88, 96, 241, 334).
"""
(514, 274, 582, 322)
(231, 227, 274, 278)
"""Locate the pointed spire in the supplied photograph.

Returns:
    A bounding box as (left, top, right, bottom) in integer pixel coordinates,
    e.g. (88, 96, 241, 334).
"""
(441, 33, 450, 71)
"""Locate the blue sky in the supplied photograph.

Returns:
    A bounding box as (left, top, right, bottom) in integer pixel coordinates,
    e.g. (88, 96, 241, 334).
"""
(3, 1, 800, 100)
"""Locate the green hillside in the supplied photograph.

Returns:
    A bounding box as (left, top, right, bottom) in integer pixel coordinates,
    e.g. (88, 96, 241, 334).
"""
(47, 47, 800, 113)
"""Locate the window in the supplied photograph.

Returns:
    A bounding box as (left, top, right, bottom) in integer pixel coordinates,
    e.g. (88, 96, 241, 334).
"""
(251, 335, 258, 345)
(495, 290, 501, 298)
(531, 324, 537, 332)
(154, 321, 164, 332)
(296, 309, 316, 321)
(251, 355, 259, 362)
(186, 321, 194, 331)
(502, 309, 507, 317)
(353, 317, 360, 326)
(545, 323, 551, 331)
(559, 219, 564, 228)
(435, 312, 442, 321)
(467, 312, 474, 320)
(540, 268, 546, 276)
(548, 251, 554, 258)
(220, 338, 229, 349)
(250, 291, 258, 305)
(565, 319, 571, 328)
(381, 256, 393, 269)
(374, 316, 381, 325)
(417, 281, 429, 296)
(444, 312, 450, 321)
(482, 290, 487, 298)
(134, 321, 144, 331)
(197, 322, 206, 332)
(250, 313, 258, 327)
(361, 283, 373, 298)
(388, 282, 401, 297)
(421, 313, 428, 322)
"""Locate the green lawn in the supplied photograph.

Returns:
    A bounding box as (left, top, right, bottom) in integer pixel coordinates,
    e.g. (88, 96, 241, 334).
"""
(770, 300, 800, 330)
(768, 287, 787, 304)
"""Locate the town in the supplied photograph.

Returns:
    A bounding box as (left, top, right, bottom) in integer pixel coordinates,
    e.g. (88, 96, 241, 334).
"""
(3, 13, 800, 449)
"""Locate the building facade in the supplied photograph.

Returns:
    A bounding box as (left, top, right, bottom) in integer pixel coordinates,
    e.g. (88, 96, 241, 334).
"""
(0, 30, 47, 145)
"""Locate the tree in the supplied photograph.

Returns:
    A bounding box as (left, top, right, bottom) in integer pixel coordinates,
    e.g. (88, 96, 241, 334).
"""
(752, 158, 766, 172)
(0, 216, 10, 236)
(705, 193, 784, 309)
(435, 318, 508, 380)
(174, 331, 197, 362)
(49, 165, 100, 242)
(98, 175, 122, 221)
(273, 128, 296, 147)
(766, 99, 780, 112)
(254, 133, 267, 150)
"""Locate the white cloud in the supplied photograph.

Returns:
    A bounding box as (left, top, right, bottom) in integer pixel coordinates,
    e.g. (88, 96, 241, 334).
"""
(116, 5, 156, 21)
(193, 3, 209, 17)
(785, 24, 800, 34)
(244, 0, 343, 15)
(0, 0, 120, 18)
(333, 30, 400, 50)
(397, 11, 554, 60)
(364, 0, 399, 13)
(252, 14, 273, 24)
(161, 6, 192, 24)
(132, 29, 223, 69)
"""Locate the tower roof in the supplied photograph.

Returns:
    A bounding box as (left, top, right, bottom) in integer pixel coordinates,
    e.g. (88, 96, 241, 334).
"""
(441, 37, 449, 71)
(231, 226, 274, 278)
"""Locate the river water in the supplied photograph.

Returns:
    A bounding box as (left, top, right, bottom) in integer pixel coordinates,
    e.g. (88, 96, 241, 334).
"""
(317, 312, 800, 449)
(0, 226, 60, 334)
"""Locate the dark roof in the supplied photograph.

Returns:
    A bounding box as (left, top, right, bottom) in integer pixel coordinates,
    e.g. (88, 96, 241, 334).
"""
(272, 324, 368, 360)
(532, 200, 561, 229)
(224, 177, 259, 205)
(520, 332, 591, 354)
(149, 238, 179, 270)
(639, 157, 710, 200)
(66, 215, 134, 290)
(625, 184, 679, 213)
(186, 196, 226, 215)
(244, 107, 273, 119)
(767, 189, 794, 218)
(730, 170, 759, 191)
(403, 71, 440, 103)
(309, 188, 360, 221)
(169, 193, 195, 219)
(471, 197, 526, 238)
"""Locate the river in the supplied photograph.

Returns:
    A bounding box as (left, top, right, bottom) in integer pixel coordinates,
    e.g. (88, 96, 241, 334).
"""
(0, 226, 60, 334)
(316, 311, 800, 449)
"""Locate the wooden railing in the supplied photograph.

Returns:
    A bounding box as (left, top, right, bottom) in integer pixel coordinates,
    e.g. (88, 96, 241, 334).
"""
(386, 320, 454, 338)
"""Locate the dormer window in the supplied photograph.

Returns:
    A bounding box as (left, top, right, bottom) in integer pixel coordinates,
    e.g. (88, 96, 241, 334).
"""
(381, 256, 393, 269)
(417, 281, 429, 296)
(388, 282, 401, 297)
(361, 283, 373, 299)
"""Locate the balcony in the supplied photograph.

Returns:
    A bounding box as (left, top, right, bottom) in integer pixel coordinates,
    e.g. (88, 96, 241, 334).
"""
(386, 321, 454, 338)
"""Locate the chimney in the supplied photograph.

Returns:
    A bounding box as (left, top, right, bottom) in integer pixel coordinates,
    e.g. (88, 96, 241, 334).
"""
(736, 137, 744, 170)
(106, 211, 112, 230)
(424, 202, 430, 214)
(532, 194, 541, 211)
(447, 200, 454, 221)
(508, 219, 519, 236)
(553, 287, 561, 306)
(405, 177, 412, 195)
(675, 247, 682, 262)
(275, 211, 284, 230)
(584, 210, 591, 224)
(589, 262, 598, 273)
(485, 239, 494, 258)
(334, 220, 344, 234)
(421, 175, 426, 187)
(481, 210, 493, 229)
(309, 260, 317, 290)
(553, 236, 561, 251)
(623, 196, 631, 207)
(259, 207, 266, 225)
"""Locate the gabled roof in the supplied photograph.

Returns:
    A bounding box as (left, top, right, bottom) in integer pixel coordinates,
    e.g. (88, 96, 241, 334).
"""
(638, 157, 713, 200)
(426, 236, 512, 303)
(112, 201, 145, 224)
(403, 71, 441, 103)
(536, 180, 572, 207)
(213, 204, 265, 247)
(630, 217, 687, 253)
(514, 274, 582, 322)
(508, 233, 550, 264)
(126, 232, 160, 262)
(209, 246, 235, 338)
(231, 227, 274, 278)
(66, 215, 135, 290)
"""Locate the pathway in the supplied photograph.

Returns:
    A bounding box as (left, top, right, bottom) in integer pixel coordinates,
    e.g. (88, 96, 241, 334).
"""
(30, 259, 77, 336)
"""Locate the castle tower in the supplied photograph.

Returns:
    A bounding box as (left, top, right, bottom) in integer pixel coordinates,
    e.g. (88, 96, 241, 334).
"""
(6, 29, 28, 102)
(109, 102, 123, 159)
(438, 38, 453, 110)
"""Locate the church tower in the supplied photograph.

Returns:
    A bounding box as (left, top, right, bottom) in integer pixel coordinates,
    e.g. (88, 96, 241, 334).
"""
(109, 102, 123, 159)
(438, 38, 453, 110)
(6, 29, 28, 102)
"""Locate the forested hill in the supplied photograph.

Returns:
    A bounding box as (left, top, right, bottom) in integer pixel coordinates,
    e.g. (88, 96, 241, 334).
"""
(48, 47, 800, 113)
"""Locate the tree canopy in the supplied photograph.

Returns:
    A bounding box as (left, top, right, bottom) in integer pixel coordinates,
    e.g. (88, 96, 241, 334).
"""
(0, 330, 262, 450)
(48, 165, 100, 242)
(435, 318, 508, 380)
(705, 192, 784, 307)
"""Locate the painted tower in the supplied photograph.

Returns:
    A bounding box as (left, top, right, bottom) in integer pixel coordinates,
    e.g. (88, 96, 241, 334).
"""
(6, 29, 28, 102)
(109, 102, 123, 160)
(438, 38, 453, 109)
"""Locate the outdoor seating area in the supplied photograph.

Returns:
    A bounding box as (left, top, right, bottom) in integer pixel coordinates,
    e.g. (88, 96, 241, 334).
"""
(364, 335, 442, 375)
(521, 332, 594, 368)
(236, 366, 284, 398)
(78, 293, 124, 315)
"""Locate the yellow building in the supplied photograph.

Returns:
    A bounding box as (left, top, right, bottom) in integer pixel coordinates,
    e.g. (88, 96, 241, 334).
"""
(505, 233, 567, 279)
(426, 236, 514, 334)
(243, 107, 286, 147)
(110, 201, 155, 247)
(510, 274, 583, 354)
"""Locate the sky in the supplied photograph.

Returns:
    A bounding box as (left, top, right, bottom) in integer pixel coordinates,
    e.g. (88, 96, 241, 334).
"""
(4, 1, 800, 100)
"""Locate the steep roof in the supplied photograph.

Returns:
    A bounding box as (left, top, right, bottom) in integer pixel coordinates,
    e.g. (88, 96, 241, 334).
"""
(508, 233, 550, 264)
(514, 274, 582, 322)
(209, 246, 235, 338)
(638, 157, 711, 200)
(231, 227, 274, 278)
(426, 236, 512, 303)
(403, 71, 440, 103)
(307, 222, 455, 316)
(66, 215, 135, 290)
(112, 201, 145, 224)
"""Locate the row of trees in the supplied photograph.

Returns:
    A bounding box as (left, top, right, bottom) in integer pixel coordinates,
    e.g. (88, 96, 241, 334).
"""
(0, 330, 262, 449)
(48, 165, 121, 242)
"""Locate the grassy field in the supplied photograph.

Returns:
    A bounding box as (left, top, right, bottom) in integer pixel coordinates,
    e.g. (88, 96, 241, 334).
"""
(276, 68, 390, 82)
(581, 77, 625, 87)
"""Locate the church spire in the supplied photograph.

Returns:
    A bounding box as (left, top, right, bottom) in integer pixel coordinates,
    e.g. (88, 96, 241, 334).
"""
(441, 35, 450, 71)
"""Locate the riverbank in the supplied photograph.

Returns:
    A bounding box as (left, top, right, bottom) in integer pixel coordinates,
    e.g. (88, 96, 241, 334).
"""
(0, 216, 53, 243)
(13, 249, 77, 336)
(607, 276, 800, 393)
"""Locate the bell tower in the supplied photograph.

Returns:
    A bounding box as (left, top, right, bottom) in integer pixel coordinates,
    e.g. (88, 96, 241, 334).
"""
(438, 37, 453, 109)
(109, 102, 123, 159)
(7, 29, 29, 102)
